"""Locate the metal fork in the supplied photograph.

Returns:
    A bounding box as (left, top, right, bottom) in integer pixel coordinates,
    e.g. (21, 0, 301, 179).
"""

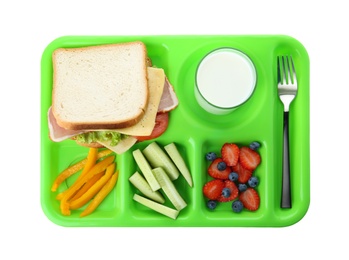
(277, 56, 298, 209)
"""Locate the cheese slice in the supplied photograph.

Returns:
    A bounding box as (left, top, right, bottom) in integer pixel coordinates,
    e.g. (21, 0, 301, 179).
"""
(115, 67, 165, 136)
(98, 136, 138, 154)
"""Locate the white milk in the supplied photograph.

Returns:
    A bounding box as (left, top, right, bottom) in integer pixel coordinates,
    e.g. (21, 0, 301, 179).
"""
(195, 48, 256, 114)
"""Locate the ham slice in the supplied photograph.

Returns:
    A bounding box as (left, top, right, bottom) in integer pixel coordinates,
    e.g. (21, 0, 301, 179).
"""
(48, 107, 87, 142)
(48, 77, 178, 142)
(157, 78, 179, 113)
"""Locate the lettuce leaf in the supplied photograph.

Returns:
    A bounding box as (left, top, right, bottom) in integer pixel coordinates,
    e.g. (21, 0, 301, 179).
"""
(75, 131, 128, 146)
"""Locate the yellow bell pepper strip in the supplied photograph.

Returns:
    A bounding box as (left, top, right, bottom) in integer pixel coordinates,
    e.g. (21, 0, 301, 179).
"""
(55, 192, 64, 201)
(80, 170, 119, 217)
(69, 171, 105, 201)
(55, 148, 99, 200)
(55, 170, 105, 201)
(51, 149, 113, 192)
(78, 147, 98, 179)
(60, 155, 115, 216)
(51, 160, 85, 192)
(69, 163, 115, 210)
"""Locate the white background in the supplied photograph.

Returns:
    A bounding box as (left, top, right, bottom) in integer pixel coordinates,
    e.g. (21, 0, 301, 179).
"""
(1, 0, 347, 259)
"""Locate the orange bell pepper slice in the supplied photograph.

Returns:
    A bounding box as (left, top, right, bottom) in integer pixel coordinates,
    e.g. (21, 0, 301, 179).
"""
(80, 170, 119, 217)
(69, 171, 105, 201)
(51, 148, 113, 192)
(78, 147, 98, 179)
(60, 155, 115, 216)
(69, 163, 115, 210)
(55, 147, 99, 199)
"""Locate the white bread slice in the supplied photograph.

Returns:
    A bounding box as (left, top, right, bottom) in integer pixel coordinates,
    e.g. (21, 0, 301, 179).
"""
(79, 67, 166, 152)
(48, 67, 166, 145)
(51, 41, 148, 130)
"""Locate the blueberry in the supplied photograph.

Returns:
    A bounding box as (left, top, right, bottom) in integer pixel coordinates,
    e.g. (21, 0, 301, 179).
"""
(228, 172, 239, 182)
(206, 200, 217, 210)
(238, 183, 247, 192)
(249, 141, 261, 150)
(248, 176, 259, 187)
(205, 152, 217, 161)
(217, 161, 227, 171)
(221, 187, 231, 198)
(232, 200, 244, 213)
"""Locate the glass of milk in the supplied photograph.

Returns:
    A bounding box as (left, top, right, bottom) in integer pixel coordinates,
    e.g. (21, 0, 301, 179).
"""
(195, 48, 257, 114)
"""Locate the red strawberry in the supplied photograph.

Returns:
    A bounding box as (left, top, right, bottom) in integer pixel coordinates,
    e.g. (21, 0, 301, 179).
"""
(208, 158, 231, 180)
(239, 188, 260, 211)
(203, 179, 225, 200)
(221, 143, 240, 167)
(217, 180, 239, 202)
(232, 162, 253, 183)
(239, 146, 261, 171)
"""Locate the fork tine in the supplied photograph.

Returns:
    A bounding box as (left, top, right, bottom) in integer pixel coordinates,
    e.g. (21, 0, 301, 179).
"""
(277, 56, 281, 82)
(286, 56, 292, 84)
(281, 56, 287, 84)
(289, 56, 297, 84)
(277, 56, 281, 83)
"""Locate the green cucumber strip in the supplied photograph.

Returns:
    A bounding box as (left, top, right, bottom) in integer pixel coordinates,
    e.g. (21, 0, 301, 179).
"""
(132, 149, 161, 191)
(129, 172, 165, 204)
(164, 143, 193, 187)
(133, 194, 179, 220)
(142, 142, 180, 180)
(152, 167, 187, 211)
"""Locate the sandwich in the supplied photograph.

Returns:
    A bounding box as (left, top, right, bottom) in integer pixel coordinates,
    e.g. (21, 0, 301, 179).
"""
(48, 41, 178, 153)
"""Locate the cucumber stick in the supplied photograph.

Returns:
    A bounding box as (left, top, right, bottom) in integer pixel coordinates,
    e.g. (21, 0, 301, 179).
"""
(129, 172, 165, 204)
(164, 143, 193, 187)
(142, 142, 180, 181)
(132, 149, 160, 191)
(152, 167, 187, 211)
(133, 194, 179, 220)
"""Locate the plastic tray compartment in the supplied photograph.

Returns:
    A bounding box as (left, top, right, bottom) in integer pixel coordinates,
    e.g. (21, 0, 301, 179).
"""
(41, 35, 310, 227)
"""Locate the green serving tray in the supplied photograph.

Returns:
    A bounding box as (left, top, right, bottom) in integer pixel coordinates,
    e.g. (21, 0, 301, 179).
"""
(41, 35, 310, 227)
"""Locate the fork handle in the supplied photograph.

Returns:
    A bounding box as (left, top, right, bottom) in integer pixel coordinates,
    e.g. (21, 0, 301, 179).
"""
(281, 111, 292, 208)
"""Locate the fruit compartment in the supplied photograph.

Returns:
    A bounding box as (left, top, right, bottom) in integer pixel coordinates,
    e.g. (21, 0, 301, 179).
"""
(41, 35, 310, 227)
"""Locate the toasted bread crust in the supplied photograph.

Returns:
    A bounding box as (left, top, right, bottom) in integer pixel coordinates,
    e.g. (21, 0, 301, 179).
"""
(53, 108, 146, 130)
